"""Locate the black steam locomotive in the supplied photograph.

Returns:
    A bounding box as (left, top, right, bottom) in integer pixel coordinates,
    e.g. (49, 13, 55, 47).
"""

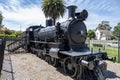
(22, 5, 115, 80)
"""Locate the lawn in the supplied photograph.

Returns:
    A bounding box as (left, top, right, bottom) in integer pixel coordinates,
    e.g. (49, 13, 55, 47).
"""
(90, 46, 118, 62)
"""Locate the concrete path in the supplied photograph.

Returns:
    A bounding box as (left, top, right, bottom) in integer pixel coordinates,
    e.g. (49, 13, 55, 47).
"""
(0, 53, 14, 80)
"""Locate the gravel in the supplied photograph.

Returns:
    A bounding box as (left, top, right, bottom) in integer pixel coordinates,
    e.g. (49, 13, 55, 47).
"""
(105, 61, 120, 80)
(2, 53, 120, 80)
(10, 53, 72, 80)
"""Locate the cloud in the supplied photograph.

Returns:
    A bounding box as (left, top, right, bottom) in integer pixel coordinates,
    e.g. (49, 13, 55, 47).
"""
(9, 0, 21, 6)
(66, 0, 120, 30)
(3, 6, 45, 24)
(85, 12, 120, 30)
(2, 6, 46, 31)
(0, 0, 120, 31)
(0, 0, 46, 31)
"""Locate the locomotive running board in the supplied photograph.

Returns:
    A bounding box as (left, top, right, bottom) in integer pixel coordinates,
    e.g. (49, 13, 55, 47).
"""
(59, 51, 105, 57)
(30, 40, 60, 45)
(31, 47, 43, 52)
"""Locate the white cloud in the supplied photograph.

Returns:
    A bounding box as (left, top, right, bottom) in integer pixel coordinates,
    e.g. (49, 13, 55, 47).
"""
(85, 12, 119, 30)
(4, 6, 45, 23)
(0, 0, 120, 31)
(9, 0, 21, 6)
(1, 5, 46, 31)
(0, 0, 46, 31)
(65, 0, 120, 30)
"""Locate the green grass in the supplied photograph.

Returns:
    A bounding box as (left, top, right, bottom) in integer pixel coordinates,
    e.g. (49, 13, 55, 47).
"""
(90, 46, 118, 62)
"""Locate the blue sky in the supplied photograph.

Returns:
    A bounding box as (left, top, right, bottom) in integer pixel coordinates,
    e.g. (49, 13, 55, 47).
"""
(0, 0, 120, 31)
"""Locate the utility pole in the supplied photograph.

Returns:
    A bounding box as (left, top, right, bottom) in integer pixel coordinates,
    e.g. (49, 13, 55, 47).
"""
(106, 27, 108, 40)
(20, 25, 22, 33)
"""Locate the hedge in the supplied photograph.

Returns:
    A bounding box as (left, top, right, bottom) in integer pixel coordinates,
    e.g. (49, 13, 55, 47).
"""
(0, 34, 20, 41)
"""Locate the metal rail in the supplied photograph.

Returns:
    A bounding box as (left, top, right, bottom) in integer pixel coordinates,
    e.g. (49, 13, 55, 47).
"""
(7, 37, 26, 52)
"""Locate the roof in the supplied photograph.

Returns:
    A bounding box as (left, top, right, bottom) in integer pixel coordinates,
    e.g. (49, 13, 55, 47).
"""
(97, 29, 113, 37)
(0, 25, 6, 31)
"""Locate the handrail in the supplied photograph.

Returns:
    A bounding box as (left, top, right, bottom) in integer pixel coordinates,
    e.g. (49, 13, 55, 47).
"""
(7, 36, 26, 52)
(7, 37, 26, 47)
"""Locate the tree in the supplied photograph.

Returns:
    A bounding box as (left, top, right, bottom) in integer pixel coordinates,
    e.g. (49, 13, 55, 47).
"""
(15, 31, 22, 37)
(113, 23, 120, 38)
(96, 21, 111, 31)
(4, 29, 13, 35)
(41, 0, 65, 25)
(110, 35, 116, 40)
(0, 13, 3, 26)
(87, 29, 95, 40)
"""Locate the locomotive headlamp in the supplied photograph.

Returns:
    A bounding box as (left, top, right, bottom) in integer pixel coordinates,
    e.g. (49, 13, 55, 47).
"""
(75, 9, 88, 20)
(81, 9, 88, 20)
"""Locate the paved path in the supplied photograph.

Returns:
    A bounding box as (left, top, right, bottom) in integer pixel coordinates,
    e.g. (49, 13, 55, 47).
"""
(0, 53, 14, 80)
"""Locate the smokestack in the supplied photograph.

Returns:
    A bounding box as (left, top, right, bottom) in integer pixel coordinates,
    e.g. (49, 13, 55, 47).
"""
(67, 5, 77, 19)
(46, 19, 53, 27)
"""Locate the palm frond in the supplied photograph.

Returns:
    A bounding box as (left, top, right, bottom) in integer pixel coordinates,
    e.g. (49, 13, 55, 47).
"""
(41, 0, 65, 24)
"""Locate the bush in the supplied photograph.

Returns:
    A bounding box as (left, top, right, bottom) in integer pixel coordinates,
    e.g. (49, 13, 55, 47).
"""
(0, 34, 20, 41)
(0, 34, 5, 38)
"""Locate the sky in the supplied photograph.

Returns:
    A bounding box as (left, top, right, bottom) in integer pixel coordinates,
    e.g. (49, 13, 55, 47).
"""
(0, 0, 120, 31)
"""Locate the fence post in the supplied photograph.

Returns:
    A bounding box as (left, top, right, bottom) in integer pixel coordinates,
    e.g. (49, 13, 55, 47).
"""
(0, 38, 6, 75)
(118, 37, 120, 63)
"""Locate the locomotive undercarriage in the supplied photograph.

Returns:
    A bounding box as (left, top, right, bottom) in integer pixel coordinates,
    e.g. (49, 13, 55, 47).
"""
(29, 41, 108, 80)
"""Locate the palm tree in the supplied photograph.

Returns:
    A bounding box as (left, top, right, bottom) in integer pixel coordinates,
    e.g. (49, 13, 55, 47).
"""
(41, 0, 65, 25)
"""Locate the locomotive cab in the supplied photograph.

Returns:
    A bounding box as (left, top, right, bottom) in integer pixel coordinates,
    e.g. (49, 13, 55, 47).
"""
(25, 25, 43, 51)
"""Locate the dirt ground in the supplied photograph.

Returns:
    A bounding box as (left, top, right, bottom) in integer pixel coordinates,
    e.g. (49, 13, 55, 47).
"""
(10, 53, 72, 80)
(2, 53, 120, 80)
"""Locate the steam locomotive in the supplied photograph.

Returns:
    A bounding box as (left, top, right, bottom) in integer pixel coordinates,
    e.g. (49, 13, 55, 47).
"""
(22, 5, 115, 80)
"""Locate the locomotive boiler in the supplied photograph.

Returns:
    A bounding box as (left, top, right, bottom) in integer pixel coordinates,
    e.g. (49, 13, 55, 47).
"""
(23, 5, 115, 80)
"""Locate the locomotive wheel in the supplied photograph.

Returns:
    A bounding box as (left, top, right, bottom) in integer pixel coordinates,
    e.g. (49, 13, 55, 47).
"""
(45, 56, 50, 63)
(38, 51, 45, 60)
(94, 66, 105, 80)
(41, 54, 45, 60)
(49, 57, 58, 66)
(36, 51, 40, 57)
(38, 51, 44, 58)
(76, 65, 82, 80)
(63, 57, 78, 78)
(41, 48, 46, 60)
(32, 50, 35, 54)
(37, 51, 41, 57)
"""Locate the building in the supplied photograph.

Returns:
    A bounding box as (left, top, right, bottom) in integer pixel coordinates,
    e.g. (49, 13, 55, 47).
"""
(95, 29, 113, 40)
(101, 21, 109, 25)
(0, 25, 6, 33)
